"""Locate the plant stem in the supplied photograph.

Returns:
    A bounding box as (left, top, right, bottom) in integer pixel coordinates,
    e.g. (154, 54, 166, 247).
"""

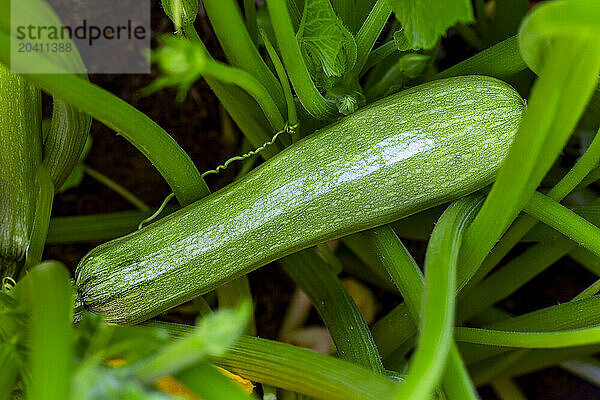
(82, 165, 150, 212)
(260, 29, 298, 127)
(433, 36, 526, 80)
(457, 38, 600, 293)
(0, 343, 19, 400)
(460, 126, 600, 295)
(47, 208, 177, 244)
(457, 238, 575, 323)
(394, 196, 482, 400)
(455, 325, 600, 348)
(347, 0, 392, 83)
(360, 40, 397, 77)
(203, 0, 285, 114)
(146, 322, 399, 400)
(524, 192, 600, 259)
(243, 0, 259, 45)
(201, 60, 285, 130)
(463, 295, 600, 365)
(267, 0, 336, 119)
(360, 225, 423, 320)
(22, 262, 73, 400)
(183, 26, 281, 158)
(217, 277, 256, 336)
(24, 167, 54, 272)
(281, 248, 384, 373)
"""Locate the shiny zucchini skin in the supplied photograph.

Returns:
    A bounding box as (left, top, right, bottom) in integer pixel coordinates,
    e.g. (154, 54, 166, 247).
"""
(76, 75, 524, 323)
(0, 64, 42, 278)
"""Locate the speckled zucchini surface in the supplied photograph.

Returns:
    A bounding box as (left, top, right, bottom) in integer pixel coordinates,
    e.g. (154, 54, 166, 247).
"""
(0, 64, 42, 278)
(76, 75, 524, 323)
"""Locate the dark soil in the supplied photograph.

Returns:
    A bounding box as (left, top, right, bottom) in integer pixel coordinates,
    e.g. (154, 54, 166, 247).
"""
(43, 4, 599, 399)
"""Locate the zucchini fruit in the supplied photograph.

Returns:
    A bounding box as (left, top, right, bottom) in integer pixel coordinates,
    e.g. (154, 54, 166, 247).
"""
(0, 64, 42, 278)
(76, 75, 525, 323)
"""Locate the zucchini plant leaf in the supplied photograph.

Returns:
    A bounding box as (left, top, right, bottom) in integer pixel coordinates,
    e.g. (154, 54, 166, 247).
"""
(388, 0, 474, 49)
(296, 0, 357, 84)
(393, 29, 412, 51)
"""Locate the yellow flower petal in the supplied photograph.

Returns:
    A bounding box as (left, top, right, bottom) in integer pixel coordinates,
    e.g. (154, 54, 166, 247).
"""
(216, 366, 254, 394)
(105, 358, 253, 397)
(155, 376, 200, 399)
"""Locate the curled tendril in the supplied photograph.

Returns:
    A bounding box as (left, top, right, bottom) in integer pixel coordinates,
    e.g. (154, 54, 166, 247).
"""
(2, 276, 16, 293)
(137, 123, 299, 230)
(138, 193, 176, 230)
(201, 122, 299, 179)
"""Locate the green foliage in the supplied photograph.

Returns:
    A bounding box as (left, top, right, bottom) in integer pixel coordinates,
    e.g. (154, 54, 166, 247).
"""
(3, 0, 600, 398)
(388, 0, 474, 49)
(0, 265, 250, 400)
(296, 0, 357, 84)
(161, 0, 198, 30)
(133, 302, 250, 382)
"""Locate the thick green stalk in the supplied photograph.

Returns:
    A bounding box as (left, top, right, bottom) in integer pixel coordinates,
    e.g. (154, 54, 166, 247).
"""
(20, 262, 73, 400)
(200, 60, 285, 130)
(266, 0, 336, 119)
(524, 192, 600, 259)
(462, 296, 600, 365)
(184, 28, 282, 157)
(394, 196, 482, 400)
(0, 63, 42, 278)
(443, 343, 479, 400)
(457, 238, 574, 322)
(461, 126, 600, 294)
(243, 0, 259, 44)
(455, 325, 600, 348)
(457, 1, 600, 291)
(360, 40, 398, 76)
(281, 249, 384, 373)
(0, 31, 208, 206)
(146, 322, 398, 400)
(203, 0, 286, 115)
(360, 225, 423, 320)
(457, 37, 600, 292)
(433, 36, 526, 80)
(0, 343, 19, 400)
(261, 30, 298, 126)
(371, 302, 415, 358)
(43, 97, 91, 191)
(24, 167, 54, 272)
(473, 345, 600, 385)
(347, 0, 392, 83)
(342, 234, 395, 284)
(360, 226, 477, 398)
(216, 277, 256, 336)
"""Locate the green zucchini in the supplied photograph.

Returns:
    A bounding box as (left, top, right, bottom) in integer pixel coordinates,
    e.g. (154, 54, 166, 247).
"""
(0, 64, 42, 278)
(76, 75, 524, 324)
